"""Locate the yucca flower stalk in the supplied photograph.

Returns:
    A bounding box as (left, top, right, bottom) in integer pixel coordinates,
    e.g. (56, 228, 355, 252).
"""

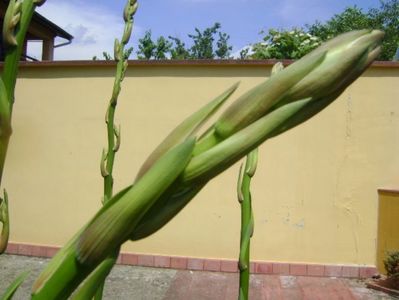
(72, 1, 138, 299)
(237, 149, 257, 300)
(0, 0, 46, 254)
(237, 62, 284, 300)
(32, 29, 384, 299)
(0, 0, 44, 297)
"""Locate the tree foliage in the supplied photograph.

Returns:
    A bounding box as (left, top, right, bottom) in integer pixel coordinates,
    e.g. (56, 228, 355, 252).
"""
(136, 23, 232, 60)
(250, 28, 321, 60)
(307, 1, 399, 60)
(134, 1, 398, 61)
(243, 0, 398, 61)
(92, 47, 133, 61)
(168, 36, 191, 59)
(136, 31, 157, 59)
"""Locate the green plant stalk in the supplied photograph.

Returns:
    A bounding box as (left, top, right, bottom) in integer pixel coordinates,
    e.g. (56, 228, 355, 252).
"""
(32, 138, 194, 300)
(0, 270, 29, 300)
(73, 1, 137, 299)
(0, 0, 44, 254)
(0, 190, 9, 253)
(236, 63, 282, 300)
(237, 149, 257, 300)
(2, 0, 42, 110)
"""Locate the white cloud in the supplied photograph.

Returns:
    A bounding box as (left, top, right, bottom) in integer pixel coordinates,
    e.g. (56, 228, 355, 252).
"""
(32, 1, 142, 60)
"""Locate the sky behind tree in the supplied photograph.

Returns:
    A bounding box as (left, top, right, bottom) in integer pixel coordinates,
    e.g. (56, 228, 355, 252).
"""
(32, 0, 382, 60)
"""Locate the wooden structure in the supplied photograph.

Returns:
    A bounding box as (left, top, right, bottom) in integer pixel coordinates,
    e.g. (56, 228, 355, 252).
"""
(0, 0, 73, 61)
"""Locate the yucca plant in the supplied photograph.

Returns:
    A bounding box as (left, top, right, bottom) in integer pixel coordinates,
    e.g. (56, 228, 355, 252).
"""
(236, 61, 284, 300)
(237, 149, 257, 300)
(0, 0, 46, 255)
(73, 1, 137, 299)
(30, 23, 383, 298)
(0, 1, 45, 298)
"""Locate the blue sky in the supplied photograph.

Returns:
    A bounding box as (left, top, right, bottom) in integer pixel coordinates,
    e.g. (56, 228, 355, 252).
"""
(33, 0, 382, 60)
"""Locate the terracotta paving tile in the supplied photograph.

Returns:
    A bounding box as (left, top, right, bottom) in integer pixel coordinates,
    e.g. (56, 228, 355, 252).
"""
(359, 266, 378, 279)
(307, 264, 325, 277)
(342, 266, 359, 278)
(116, 254, 123, 264)
(5, 243, 18, 254)
(122, 253, 138, 265)
(30, 246, 47, 257)
(290, 264, 307, 276)
(325, 265, 343, 277)
(18, 244, 32, 256)
(154, 256, 170, 268)
(204, 259, 221, 272)
(170, 257, 187, 270)
(137, 254, 154, 267)
(255, 262, 273, 274)
(45, 246, 59, 258)
(187, 258, 204, 271)
(272, 263, 290, 275)
(220, 260, 238, 273)
(250, 262, 256, 273)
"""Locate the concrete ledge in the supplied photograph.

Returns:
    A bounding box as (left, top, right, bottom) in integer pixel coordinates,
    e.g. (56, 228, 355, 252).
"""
(5, 242, 378, 279)
(378, 188, 399, 196)
(0, 59, 397, 68)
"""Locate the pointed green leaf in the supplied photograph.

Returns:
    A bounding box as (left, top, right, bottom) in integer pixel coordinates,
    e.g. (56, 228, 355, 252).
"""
(214, 51, 326, 139)
(31, 186, 132, 299)
(77, 138, 195, 265)
(182, 98, 313, 184)
(136, 82, 239, 179)
(245, 148, 258, 177)
(71, 252, 118, 300)
(0, 190, 9, 254)
(130, 183, 205, 240)
(0, 271, 29, 300)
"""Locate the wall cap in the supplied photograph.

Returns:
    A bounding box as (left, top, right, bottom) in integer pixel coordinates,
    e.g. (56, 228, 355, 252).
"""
(0, 59, 398, 69)
(378, 188, 399, 195)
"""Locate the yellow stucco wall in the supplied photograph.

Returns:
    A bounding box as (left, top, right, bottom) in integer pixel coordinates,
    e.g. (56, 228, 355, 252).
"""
(3, 62, 399, 266)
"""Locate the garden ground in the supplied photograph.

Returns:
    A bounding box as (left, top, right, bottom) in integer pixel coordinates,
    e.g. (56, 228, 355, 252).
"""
(0, 255, 396, 299)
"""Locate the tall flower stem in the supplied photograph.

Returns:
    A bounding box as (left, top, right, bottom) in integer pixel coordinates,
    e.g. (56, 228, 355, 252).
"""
(72, 1, 138, 299)
(237, 62, 283, 299)
(237, 149, 257, 300)
(0, 0, 45, 254)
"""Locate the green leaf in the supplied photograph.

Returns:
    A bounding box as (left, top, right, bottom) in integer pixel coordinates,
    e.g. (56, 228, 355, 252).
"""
(182, 98, 313, 184)
(77, 138, 196, 265)
(130, 183, 205, 240)
(71, 253, 118, 300)
(0, 271, 29, 300)
(135, 82, 239, 179)
(214, 51, 326, 138)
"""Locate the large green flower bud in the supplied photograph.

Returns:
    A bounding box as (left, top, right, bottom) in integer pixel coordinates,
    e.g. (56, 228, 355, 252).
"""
(214, 30, 384, 139)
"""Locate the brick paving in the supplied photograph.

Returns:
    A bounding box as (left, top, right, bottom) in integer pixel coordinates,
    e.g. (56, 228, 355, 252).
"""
(164, 271, 395, 300)
(0, 255, 396, 299)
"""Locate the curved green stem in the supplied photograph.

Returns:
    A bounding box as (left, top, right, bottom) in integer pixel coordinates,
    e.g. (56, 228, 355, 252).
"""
(74, 2, 138, 299)
(237, 149, 257, 300)
(0, 0, 43, 254)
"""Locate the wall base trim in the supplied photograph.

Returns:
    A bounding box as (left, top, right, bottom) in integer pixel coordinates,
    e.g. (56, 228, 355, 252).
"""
(5, 242, 378, 279)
